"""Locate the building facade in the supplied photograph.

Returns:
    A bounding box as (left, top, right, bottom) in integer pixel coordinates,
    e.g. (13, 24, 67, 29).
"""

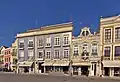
(100, 15, 120, 77)
(0, 46, 8, 68)
(16, 22, 73, 74)
(11, 39, 18, 71)
(2, 47, 12, 70)
(71, 27, 101, 76)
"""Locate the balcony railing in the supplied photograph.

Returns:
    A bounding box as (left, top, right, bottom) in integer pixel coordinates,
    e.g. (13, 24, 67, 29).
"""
(91, 52, 98, 56)
(114, 56, 120, 60)
(73, 53, 79, 56)
(104, 57, 110, 60)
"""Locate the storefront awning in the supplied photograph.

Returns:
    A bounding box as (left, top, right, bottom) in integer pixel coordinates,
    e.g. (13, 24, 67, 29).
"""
(53, 62, 69, 66)
(103, 61, 120, 67)
(60, 63, 69, 66)
(19, 61, 33, 67)
(72, 62, 91, 66)
(41, 62, 53, 66)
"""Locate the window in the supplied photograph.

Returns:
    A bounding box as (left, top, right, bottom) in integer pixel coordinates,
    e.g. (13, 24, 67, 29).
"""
(19, 51, 24, 57)
(46, 51, 51, 59)
(28, 50, 33, 57)
(9, 58, 10, 62)
(82, 43, 89, 56)
(82, 31, 89, 36)
(28, 41, 33, 47)
(5, 58, 6, 62)
(55, 37, 60, 46)
(9, 51, 10, 54)
(105, 29, 111, 42)
(38, 51, 43, 58)
(54, 50, 59, 59)
(5, 51, 6, 55)
(46, 37, 51, 47)
(104, 47, 111, 57)
(82, 31, 85, 36)
(64, 35, 69, 45)
(38, 39, 43, 47)
(73, 46, 78, 55)
(115, 27, 120, 40)
(64, 49, 69, 58)
(19, 42, 24, 48)
(86, 31, 89, 36)
(92, 43, 97, 55)
(115, 46, 120, 56)
(83, 43, 88, 52)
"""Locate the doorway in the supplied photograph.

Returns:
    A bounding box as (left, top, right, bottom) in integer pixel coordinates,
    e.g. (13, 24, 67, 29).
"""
(94, 64, 96, 76)
(104, 67, 109, 76)
(81, 66, 88, 75)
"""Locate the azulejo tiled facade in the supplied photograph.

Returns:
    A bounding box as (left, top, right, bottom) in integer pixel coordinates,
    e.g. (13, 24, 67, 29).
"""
(16, 22, 73, 74)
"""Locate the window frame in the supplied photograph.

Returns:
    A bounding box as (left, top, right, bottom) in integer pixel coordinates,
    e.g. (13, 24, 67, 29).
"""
(64, 49, 69, 58)
(54, 37, 60, 46)
(54, 50, 60, 59)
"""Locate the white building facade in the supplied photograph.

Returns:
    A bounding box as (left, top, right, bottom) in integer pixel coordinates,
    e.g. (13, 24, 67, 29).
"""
(71, 27, 101, 76)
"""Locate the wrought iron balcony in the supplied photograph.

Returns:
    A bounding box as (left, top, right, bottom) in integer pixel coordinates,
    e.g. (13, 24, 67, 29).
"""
(104, 57, 110, 60)
(114, 56, 120, 60)
(73, 53, 79, 56)
(91, 52, 98, 56)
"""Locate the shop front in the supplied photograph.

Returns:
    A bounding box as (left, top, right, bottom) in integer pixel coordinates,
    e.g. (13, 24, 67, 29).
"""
(72, 62, 90, 76)
(18, 61, 34, 73)
(52, 62, 69, 74)
(103, 61, 120, 77)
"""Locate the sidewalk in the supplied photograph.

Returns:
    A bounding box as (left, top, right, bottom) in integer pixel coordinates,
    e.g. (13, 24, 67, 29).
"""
(1, 72, 120, 80)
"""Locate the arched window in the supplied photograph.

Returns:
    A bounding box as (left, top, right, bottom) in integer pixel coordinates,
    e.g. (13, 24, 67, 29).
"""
(83, 43, 88, 52)
(92, 43, 98, 55)
(82, 31, 85, 36)
(86, 31, 89, 36)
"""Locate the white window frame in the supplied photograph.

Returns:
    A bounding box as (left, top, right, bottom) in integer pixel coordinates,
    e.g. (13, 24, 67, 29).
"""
(46, 37, 51, 47)
(19, 41, 24, 49)
(54, 50, 59, 59)
(92, 43, 98, 55)
(83, 43, 88, 52)
(73, 46, 78, 55)
(28, 50, 33, 57)
(64, 49, 69, 58)
(54, 37, 60, 46)
(46, 51, 51, 59)
(28, 40, 34, 48)
(63, 35, 69, 45)
(19, 51, 24, 57)
(38, 38, 43, 47)
(38, 51, 43, 58)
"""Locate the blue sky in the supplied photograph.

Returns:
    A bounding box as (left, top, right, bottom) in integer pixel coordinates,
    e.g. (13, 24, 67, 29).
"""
(0, 0, 120, 47)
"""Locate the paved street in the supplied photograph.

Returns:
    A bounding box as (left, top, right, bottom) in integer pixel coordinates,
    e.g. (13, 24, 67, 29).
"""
(0, 73, 120, 82)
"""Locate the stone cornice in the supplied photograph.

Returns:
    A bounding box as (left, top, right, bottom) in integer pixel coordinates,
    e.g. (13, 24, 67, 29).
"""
(16, 24, 73, 38)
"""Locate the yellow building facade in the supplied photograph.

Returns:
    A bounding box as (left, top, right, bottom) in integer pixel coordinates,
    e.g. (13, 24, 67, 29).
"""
(100, 15, 120, 77)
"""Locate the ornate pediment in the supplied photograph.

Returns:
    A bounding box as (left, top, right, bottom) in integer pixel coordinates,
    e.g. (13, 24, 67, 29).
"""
(79, 27, 92, 37)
